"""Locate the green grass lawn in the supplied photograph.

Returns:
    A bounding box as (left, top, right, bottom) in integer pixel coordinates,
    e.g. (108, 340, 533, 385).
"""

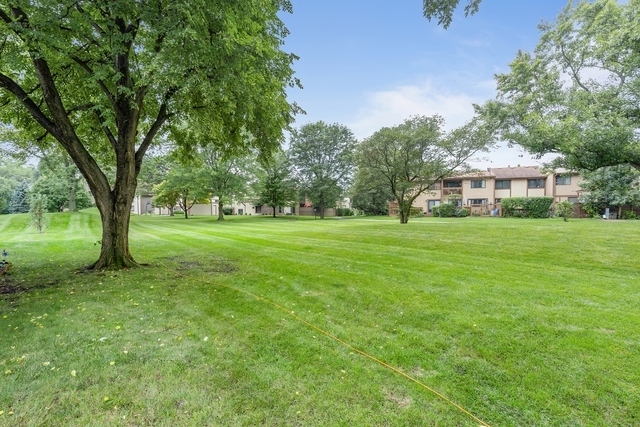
(1, 211, 639, 426)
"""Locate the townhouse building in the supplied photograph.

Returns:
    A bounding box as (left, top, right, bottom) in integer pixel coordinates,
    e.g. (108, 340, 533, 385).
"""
(390, 166, 583, 216)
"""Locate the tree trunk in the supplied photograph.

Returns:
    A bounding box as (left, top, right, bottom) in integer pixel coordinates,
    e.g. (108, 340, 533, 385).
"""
(319, 203, 325, 219)
(68, 183, 77, 212)
(169, 206, 174, 216)
(399, 204, 410, 224)
(218, 200, 224, 221)
(89, 188, 137, 270)
(272, 204, 276, 218)
(65, 157, 78, 212)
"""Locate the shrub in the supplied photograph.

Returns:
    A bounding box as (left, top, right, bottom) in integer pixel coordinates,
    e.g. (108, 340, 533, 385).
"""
(410, 207, 424, 218)
(336, 208, 354, 217)
(502, 197, 554, 218)
(555, 201, 575, 222)
(434, 203, 455, 217)
(431, 204, 467, 218)
(455, 207, 470, 217)
(222, 207, 233, 215)
(621, 210, 637, 220)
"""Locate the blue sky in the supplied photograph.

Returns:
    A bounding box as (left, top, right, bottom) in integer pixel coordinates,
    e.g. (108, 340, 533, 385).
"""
(280, 0, 571, 168)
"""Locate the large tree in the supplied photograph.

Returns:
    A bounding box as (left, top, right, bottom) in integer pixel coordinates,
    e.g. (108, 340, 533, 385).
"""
(32, 150, 92, 212)
(255, 150, 297, 218)
(201, 146, 254, 221)
(349, 165, 393, 216)
(479, 0, 640, 172)
(152, 165, 209, 219)
(0, 1, 298, 269)
(288, 121, 356, 219)
(357, 115, 492, 224)
(579, 165, 640, 218)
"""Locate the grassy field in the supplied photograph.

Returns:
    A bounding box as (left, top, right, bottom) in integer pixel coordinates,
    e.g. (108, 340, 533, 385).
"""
(1, 210, 639, 426)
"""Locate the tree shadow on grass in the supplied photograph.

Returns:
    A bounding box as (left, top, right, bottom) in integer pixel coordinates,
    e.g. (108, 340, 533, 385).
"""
(0, 276, 55, 296)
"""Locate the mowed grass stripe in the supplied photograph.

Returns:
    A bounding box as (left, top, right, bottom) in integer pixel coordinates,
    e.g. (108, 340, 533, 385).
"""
(2, 211, 639, 426)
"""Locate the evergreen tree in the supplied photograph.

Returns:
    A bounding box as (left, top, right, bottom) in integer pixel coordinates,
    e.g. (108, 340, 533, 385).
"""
(8, 181, 30, 213)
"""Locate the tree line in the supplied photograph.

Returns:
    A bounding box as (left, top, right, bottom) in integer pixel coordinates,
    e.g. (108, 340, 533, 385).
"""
(1, 0, 638, 269)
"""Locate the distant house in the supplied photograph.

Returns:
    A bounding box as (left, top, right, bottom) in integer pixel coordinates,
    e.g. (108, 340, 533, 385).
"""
(390, 166, 583, 217)
(131, 194, 154, 215)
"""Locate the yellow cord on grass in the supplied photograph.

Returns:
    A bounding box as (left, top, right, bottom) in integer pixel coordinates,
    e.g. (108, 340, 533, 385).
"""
(220, 283, 492, 427)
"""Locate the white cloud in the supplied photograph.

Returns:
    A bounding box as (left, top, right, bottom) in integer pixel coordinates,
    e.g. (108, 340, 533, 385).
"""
(347, 79, 494, 140)
(346, 79, 559, 169)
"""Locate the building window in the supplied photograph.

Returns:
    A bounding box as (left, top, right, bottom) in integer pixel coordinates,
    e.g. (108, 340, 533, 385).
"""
(528, 179, 545, 188)
(495, 180, 510, 189)
(255, 206, 262, 214)
(469, 199, 487, 205)
(568, 197, 579, 203)
(495, 198, 502, 204)
(427, 200, 440, 212)
(470, 180, 486, 189)
(556, 175, 571, 185)
(444, 180, 462, 188)
(429, 182, 441, 190)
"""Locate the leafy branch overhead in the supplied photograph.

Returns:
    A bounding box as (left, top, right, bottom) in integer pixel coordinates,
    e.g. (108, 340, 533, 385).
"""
(478, 0, 640, 172)
(423, 0, 483, 28)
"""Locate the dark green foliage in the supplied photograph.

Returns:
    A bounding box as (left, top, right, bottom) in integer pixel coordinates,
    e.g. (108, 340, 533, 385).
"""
(8, 181, 30, 213)
(433, 203, 451, 217)
(336, 208, 354, 217)
(152, 165, 209, 219)
(255, 151, 297, 218)
(579, 165, 640, 215)
(200, 147, 255, 221)
(350, 166, 393, 216)
(289, 122, 356, 219)
(31, 165, 93, 212)
(502, 197, 554, 218)
(432, 203, 468, 217)
(410, 207, 424, 218)
(456, 207, 470, 217)
(621, 211, 638, 220)
(222, 207, 233, 216)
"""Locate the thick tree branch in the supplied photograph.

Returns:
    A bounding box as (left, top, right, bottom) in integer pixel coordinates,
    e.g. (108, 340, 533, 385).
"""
(135, 87, 177, 170)
(70, 55, 116, 107)
(0, 72, 61, 139)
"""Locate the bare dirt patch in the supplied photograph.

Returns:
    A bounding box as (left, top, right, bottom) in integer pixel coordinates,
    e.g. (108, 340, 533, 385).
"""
(168, 255, 238, 274)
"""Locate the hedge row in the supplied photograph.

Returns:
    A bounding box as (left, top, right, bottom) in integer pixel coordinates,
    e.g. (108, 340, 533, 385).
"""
(432, 204, 470, 218)
(501, 197, 554, 218)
